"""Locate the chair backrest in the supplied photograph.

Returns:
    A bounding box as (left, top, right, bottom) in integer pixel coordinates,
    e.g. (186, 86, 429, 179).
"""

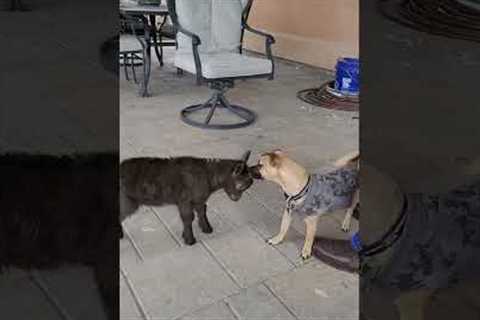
(174, 0, 250, 54)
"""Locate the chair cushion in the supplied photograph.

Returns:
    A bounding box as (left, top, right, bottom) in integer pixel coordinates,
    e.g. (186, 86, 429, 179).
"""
(175, 0, 245, 54)
(174, 52, 272, 78)
(120, 34, 143, 53)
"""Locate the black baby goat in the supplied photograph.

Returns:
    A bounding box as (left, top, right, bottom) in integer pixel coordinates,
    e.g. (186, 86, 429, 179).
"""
(120, 151, 255, 245)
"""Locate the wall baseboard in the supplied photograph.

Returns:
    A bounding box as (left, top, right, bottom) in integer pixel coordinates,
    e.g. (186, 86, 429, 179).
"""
(244, 31, 358, 70)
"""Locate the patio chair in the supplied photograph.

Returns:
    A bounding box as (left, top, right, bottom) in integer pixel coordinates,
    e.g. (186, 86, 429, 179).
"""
(156, 17, 177, 66)
(167, 0, 275, 129)
(120, 14, 151, 97)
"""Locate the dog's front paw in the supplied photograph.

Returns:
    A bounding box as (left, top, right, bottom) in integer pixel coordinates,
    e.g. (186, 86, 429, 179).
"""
(301, 247, 312, 260)
(341, 217, 352, 233)
(341, 210, 353, 232)
(267, 235, 283, 246)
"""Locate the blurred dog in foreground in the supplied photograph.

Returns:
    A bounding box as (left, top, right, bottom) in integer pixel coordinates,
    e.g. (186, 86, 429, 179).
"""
(0, 153, 118, 320)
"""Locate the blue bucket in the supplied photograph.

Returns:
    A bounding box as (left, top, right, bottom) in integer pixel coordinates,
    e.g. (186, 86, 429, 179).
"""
(351, 232, 363, 252)
(334, 57, 359, 95)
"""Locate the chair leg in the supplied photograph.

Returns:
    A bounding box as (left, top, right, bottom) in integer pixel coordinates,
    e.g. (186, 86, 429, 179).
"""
(159, 34, 164, 66)
(140, 49, 151, 97)
(123, 54, 130, 81)
(217, 94, 250, 120)
(180, 81, 256, 129)
(131, 54, 138, 84)
(204, 94, 219, 125)
(185, 95, 217, 113)
(158, 16, 168, 67)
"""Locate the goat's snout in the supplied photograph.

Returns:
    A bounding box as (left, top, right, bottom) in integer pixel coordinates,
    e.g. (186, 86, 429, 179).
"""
(249, 165, 263, 180)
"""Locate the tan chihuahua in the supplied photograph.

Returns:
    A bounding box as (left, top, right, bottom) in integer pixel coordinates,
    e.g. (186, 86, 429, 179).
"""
(250, 150, 359, 259)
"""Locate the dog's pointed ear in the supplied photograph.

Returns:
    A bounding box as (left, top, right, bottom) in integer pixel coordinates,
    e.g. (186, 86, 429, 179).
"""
(240, 150, 251, 163)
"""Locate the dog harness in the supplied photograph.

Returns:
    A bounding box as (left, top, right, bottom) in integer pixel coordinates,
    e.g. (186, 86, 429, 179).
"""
(285, 167, 359, 216)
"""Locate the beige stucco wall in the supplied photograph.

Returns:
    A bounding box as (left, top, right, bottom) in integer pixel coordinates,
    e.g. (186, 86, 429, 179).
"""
(244, 0, 359, 70)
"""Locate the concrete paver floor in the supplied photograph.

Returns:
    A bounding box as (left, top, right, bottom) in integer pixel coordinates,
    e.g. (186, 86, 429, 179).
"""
(120, 48, 359, 320)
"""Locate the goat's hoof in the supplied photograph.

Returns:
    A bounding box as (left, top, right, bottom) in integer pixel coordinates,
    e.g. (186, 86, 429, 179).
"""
(202, 226, 213, 234)
(200, 222, 213, 234)
(182, 232, 197, 245)
(184, 237, 197, 246)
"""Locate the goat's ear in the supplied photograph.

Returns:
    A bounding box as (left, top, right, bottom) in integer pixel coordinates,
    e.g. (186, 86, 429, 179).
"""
(240, 150, 251, 163)
(233, 162, 245, 177)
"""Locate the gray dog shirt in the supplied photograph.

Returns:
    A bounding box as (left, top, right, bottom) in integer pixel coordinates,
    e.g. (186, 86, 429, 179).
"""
(287, 167, 359, 216)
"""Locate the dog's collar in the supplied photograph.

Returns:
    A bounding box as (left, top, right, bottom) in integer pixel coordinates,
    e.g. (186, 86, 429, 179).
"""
(284, 175, 311, 211)
(358, 194, 408, 258)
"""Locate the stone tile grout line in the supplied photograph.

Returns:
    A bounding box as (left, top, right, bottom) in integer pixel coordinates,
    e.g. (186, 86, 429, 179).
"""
(29, 271, 74, 320)
(246, 190, 311, 247)
(123, 224, 146, 262)
(172, 289, 243, 320)
(262, 281, 300, 320)
(170, 256, 313, 320)
(246, 189, 283, 218)
(149, 206, 183, 247)
(200, 240, 243, 289)
(210, 193, 301, 269)
(243, 192, 304, 268)
(223, 299, 242, 320)
(246, 222, 297, 270)
(120, 267, 150, 320)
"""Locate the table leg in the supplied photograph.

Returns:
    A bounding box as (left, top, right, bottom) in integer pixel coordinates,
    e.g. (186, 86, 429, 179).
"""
(149, 14, 163, 66)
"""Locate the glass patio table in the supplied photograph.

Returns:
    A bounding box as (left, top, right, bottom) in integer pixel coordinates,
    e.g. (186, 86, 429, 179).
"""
(120, 3, 171, 66)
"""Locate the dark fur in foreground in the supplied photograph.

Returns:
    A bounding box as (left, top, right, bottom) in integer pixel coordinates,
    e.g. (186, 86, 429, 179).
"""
(0, 153, 118, 320)
(120, 151, 253, 245)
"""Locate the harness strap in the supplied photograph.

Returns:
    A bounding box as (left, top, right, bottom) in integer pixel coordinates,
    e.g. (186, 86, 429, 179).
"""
(284, 175, 311, 212)
(358, 195, 409, 257)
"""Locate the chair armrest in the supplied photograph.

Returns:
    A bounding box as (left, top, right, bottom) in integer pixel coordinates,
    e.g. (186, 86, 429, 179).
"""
(243, 23, 275, 45)
(175, 25, 201, 46)
(172, 24, 203, 82)
(242, 23, 275, 61)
